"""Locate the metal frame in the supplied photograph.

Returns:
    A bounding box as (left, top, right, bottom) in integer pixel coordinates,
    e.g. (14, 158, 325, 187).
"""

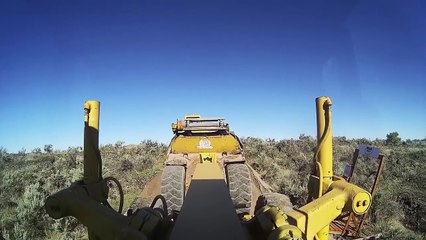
(331, 147, 385, 237)
(45, 97, 376, 240)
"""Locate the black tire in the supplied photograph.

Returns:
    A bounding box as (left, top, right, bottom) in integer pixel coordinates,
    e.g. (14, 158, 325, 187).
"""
(226, 163, 252, 215)
(254, 192, 293, 214)
(159, 165, 185, 215)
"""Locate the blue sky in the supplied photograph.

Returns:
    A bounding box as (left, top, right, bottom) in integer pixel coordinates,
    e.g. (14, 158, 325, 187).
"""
(0, 0, 425, 152)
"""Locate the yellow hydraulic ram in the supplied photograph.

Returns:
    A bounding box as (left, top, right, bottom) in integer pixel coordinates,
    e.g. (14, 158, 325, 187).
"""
(315, 96, 333, 181)
(46, 101, 164, 240)
(84, 100, 101, 184)
(242, 96, 372, 240)
(285, 97, 372, 240)
(314, 96, 333, 239)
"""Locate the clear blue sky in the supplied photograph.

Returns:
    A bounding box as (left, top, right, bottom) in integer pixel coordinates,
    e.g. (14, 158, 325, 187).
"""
(0, 0, 425, 152)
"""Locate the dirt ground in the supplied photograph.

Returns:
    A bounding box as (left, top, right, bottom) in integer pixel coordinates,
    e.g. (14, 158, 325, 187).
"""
(135, 159, 266, 215)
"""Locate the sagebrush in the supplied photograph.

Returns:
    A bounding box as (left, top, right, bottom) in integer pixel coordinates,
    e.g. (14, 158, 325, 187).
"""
(1, 136, 425, 239)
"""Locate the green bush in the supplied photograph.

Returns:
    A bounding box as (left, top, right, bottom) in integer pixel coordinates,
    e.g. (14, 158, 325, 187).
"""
(1, 137, 425, 239)
(242, 137, 426, 239)
(0, 140, 166, 240)
(386, 132, 402, 146)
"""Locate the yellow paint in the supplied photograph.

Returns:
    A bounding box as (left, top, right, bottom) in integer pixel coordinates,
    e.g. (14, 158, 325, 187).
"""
(313, 97, 333, 239)
(315, 96, 333, 180)
(254, 205, 303, 240)
(171, 135, 241, 154)
(268, 225, 303, 240)
(287, 179, 371, 239)
(315, 227, 329, 240)
(200, 153, 217, 163)
(316, 162, 323, 198)
(84, 101, 100, 130)
(242, 214, 252, 221)
(256, 206, 288, 232)
(184, 114, 201, 119)
(192, 162, 224, 180)
(83, 100, 101, 184)
(286, 96, 373, 240)
(172, 115, 201, 132)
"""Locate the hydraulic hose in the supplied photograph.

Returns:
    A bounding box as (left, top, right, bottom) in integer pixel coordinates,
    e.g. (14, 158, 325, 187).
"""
(104, 176, 124, 214)
(150, 195, 168, 219)
(312, 99, 332, 174)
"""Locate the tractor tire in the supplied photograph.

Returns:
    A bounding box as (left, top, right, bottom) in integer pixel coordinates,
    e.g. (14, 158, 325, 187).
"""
(159, 165, 186, 215)
(254, 192, 293, 214)
(226, 163, 252, 215)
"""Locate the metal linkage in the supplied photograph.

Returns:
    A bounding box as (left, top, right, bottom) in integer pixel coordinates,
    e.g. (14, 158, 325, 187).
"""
(284, 97, 372, 240)
(172, 116, 229, 133)
(45, 101, 166, 240)
(184, 117, 228, 130)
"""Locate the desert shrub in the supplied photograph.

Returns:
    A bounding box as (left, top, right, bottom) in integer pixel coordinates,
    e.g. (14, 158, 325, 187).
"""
(1, 137, 425, 239)
(386, 132, 402, 146)
(32, 148, 42, 154)
(120, 159, 134, 171)
(243, 137, 314, 206)
(243, 137, 426, 239)
(44, 144, 53, 153)
(0, 140, 166, 239)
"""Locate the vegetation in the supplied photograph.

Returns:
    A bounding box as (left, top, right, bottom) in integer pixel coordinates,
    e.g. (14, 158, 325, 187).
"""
(1, 134, 425, 239)
(243, 135, 426, 239)
(386, 132, 402, 146)
(0, 141, 167, 240)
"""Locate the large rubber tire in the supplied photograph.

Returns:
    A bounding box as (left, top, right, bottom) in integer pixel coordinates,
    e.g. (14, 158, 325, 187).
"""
(226, 163, 252, 215)
(254, 192, 293, 214)
(160, 165, 186, 215)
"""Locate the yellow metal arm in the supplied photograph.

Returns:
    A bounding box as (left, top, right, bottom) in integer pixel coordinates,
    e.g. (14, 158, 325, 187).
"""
(314, 97, 333, 181)
(83, 100, 102, 184)
(284, 96, 372, 240)
(46, 100, 165, 240)
(287, 178, 371, 239)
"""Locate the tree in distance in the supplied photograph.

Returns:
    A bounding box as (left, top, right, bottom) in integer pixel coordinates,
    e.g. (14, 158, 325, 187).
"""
(386, 132, 401, 146)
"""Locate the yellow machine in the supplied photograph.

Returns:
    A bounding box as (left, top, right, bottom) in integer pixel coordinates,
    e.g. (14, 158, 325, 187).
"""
(161, 114, 252, 218)
(45, 96, 372, 240)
